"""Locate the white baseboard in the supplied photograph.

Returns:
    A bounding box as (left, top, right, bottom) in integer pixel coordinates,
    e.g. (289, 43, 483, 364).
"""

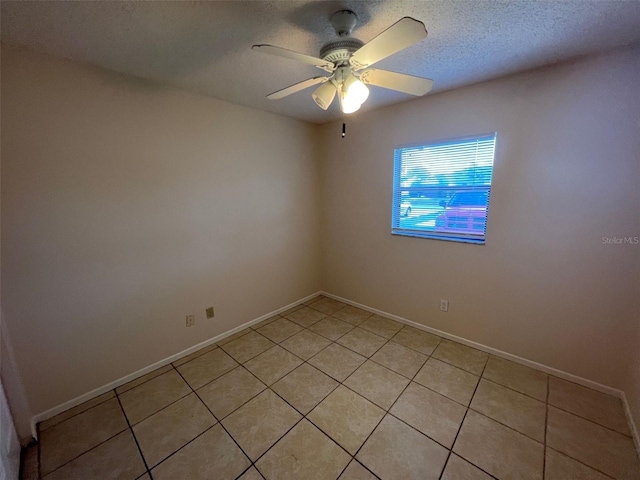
(321, 291, 621, 395)
(621, 391, 640, 458)
(320, 291, 640, 454)
(29, 291, 322, 439)
(30, 289, 640, 459)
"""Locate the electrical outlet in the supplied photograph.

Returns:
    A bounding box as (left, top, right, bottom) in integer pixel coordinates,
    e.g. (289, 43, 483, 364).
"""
(186, 315, 195, 327)
(206, 307, 214, 319)
(440, 299, 449, 312)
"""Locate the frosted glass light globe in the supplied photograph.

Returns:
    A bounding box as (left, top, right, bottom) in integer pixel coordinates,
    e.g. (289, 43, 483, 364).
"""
(340, 74, 369, 114)
(347, 78, 369, 105)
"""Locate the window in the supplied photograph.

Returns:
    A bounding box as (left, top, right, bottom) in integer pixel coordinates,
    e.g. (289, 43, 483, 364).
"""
(392, 133, 497, 244)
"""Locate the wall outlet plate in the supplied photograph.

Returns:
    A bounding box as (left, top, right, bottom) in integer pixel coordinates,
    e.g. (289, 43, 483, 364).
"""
(186, 315, 195, 327)
(206, 307, 214, 319)
(440, 299, 449, 312)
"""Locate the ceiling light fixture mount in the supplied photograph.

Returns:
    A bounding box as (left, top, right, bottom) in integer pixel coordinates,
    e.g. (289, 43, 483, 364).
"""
(252, 10, 434, 114)
(330, 10, 358, 37)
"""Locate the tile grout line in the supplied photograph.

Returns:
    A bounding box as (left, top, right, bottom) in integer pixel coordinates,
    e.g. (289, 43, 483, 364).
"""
(37, 391, 118, 434)
(42, 340, 415, 475)
(544, 446, 617, 479)
(462, 407, 548, 449)
(40, 312, 438, 478)
(249, 416, 307, 469)
(481, 367, 633, 435)
(185, 363, 244, 394)
(170, 365, 258, 477)
(337, 337, 497, 479)
(543, 407, 623, 478)
(115, 390, 155, 480)
(39, 299, 624, 433)
(171, 343, 220, 368)
(39, 427, 137, 478)
(226, 345, 385, 478)
(346, 340, 438, 471)
(222, 305, 387, 477)
(463, 377, 548, 445)
(242, 322, 362, 472)
(217, 331, 276, 363)
(476, 365, 632, 440)
(38, 406, 133, 478)
(235, 362, 308, 415)
(124, 388, 194, 428)
(438, 355, 492, 480)
(544, 403, 635, 438)
(404, 340, 450, 478)
(542, 374, 550, 480)
(39, 391, 150, 478)
(479, 373, 548, 403)
(447, 403, 618, 480)
(251, 364, 356, 473)
(142, 322, 552, 454)
(331, 299, 632, 413)
(284, 366, 379, 477)
(116, 365, 177, 395)
(462, 405, 545, 445)
(35, 301, 630, 479)
(144, 423, 218, 475)
(202, 320, 614, 453)
(51, 307, 545, 435)
(31, 302, 413, 478)
(41, 325, 412, 477)
(265, 328, 379, 464)
(124, 365, 243, 474)
(207, 329, 340, 431)
(434, 348, 634, 438)
(347, 460, 382, 480)
(216, 328, 253, 347)
(334, 461, 355, 480)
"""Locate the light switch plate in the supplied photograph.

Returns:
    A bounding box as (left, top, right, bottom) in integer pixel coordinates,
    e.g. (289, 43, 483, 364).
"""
(440, 300, 449, 312)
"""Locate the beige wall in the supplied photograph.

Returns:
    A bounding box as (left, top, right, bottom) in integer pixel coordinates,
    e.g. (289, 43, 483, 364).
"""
(1, 48, 35, 443)
(319, 47, 640, 401)
(1, 45, 322, 417)
(2, 43, 639, 439)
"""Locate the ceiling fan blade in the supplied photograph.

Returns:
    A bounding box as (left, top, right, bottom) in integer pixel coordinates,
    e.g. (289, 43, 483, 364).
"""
(349, 17, 427, 70)
(252, 45, 335, 72)
(266, 77, 329, 100)
(359, 69, 433, 96)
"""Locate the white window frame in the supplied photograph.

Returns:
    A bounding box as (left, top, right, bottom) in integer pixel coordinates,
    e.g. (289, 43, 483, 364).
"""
(391, 133, 497, 244)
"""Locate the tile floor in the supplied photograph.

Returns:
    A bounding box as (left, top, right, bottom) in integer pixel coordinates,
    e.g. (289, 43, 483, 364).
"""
(22, 295, 640, 480)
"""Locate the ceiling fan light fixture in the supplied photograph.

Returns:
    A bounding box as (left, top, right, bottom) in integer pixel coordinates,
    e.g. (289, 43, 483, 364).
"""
(254, 14, 432, 115)
(339, 89, 363, 114)
(340, 74, 369, 114)
(312, 81, 336, 110)
(346, 76, 370, 104)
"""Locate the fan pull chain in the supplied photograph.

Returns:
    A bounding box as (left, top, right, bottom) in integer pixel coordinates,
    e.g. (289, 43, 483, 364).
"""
(342, 123, 346, 138)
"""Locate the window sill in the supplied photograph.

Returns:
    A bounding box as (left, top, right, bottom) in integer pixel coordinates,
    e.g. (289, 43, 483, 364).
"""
(391, 229, 485, 245)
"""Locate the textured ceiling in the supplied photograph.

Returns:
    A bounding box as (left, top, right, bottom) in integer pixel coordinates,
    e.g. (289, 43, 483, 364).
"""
(2, 1, 640, 124)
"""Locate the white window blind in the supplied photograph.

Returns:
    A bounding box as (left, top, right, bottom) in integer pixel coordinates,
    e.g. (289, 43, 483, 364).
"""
(392, 133, 497, 244)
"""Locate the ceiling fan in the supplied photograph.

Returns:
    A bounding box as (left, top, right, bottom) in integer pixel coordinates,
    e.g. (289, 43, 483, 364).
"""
(252, 10, 434, 114)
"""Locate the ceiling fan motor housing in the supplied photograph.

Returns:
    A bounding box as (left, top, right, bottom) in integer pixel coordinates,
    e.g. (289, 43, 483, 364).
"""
(321, 10, 363, 66)
(319, 38, 364, 65)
